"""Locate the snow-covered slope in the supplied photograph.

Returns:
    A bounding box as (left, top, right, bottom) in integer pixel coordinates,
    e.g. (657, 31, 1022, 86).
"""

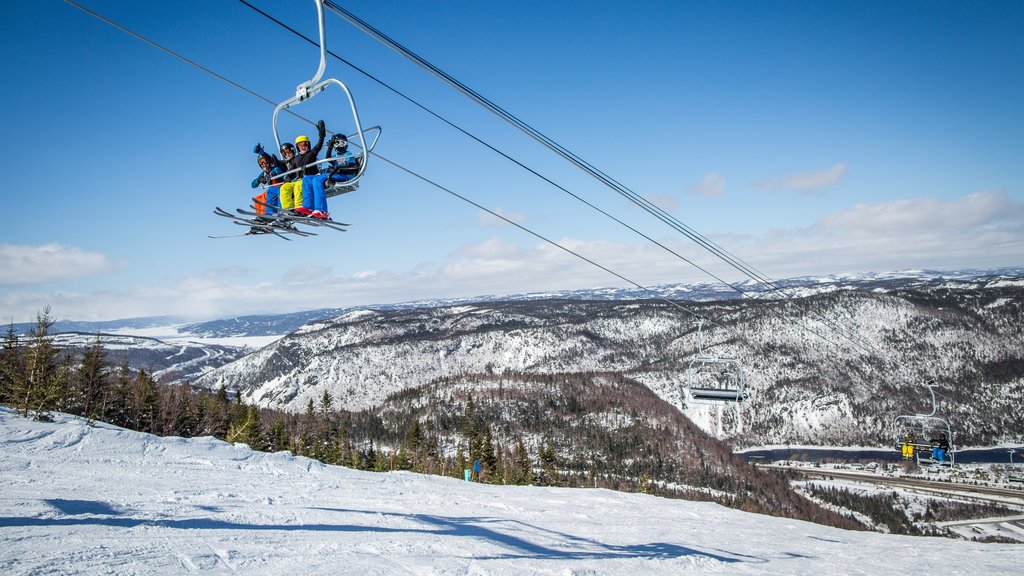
(196, 279, 1024, 447)
(1, 407, 1019, 575)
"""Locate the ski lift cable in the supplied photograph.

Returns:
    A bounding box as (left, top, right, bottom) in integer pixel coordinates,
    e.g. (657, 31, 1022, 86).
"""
(235, 0, 743, 296)
(321, 1, 890, 360)
(63, 0, 874, 372)
(60, 0, 724, 334)
(243, 0, 874, 360)
(68, 0, 890, 384)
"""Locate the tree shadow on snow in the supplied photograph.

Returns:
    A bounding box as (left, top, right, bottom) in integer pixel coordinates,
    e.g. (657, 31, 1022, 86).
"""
(0, 500, 787, 564)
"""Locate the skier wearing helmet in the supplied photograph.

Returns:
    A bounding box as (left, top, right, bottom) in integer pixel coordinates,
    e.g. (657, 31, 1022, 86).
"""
(251, 150, 286, 216)
(294, 130, 362, 220)
(291, 120, 327, 217)
(276, 142, 305, 212)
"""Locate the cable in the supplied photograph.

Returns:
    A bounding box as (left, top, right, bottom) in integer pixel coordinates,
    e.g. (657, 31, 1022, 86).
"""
(240, 0, 867, 358)
(323, 0, 888, 359)
(236, 0, 737, 292)
(60, 0, 720, 332)
(65, 0, 905, 402)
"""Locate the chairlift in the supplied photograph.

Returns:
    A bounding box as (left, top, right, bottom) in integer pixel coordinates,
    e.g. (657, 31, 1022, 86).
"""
(892, 380, 955, 467)
(681, 319, 748, 404)
(1009, 449, 1024, 484)
(270, 0, 382, 192)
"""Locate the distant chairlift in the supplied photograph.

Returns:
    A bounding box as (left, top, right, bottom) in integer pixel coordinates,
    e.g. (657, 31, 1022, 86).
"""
(1009, 449, 1024, 484)
(682, 319, 748, 404)
(892, 380, 956, 467)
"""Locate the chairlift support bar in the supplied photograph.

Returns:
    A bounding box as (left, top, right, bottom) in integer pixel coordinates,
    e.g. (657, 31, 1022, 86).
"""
(271, 0, 372, 187)
(682, 319, 747, 403)
(892, 380, 956, 466)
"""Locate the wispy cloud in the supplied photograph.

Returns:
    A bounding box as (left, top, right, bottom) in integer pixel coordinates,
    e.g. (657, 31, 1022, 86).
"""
(0, 243, 115, 285)
(3, 191, 1021, 322)
(754, 163, 847, 193)
(743, 189, 1024, 275)
(689, 172, 726, 197)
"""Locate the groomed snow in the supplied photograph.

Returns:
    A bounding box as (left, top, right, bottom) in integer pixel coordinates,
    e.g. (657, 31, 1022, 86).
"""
(0, 408, 1018, 575)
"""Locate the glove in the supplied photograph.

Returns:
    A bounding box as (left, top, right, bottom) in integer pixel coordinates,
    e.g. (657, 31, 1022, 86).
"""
(316, 120, 326, 134)
(253, 143, 264, 154)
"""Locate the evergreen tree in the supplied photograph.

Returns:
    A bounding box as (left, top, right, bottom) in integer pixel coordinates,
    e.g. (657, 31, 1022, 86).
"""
(128, 370, 158, 433)
(373, 445, 389, 472)
(456, 445, 467, 478)
(407, 420, 424, 471)
(299, 398, 321, 460)
(69, 335, 109, 420)
(514, 438, 532, 485)
(227, 406, 265, 450)
(480, 426, 497, 482)
(266, 415, 289, 453)
(329, 424, 350, 466)
(539, 440, 558, 486)
(13, 308, 68, 419)
(394, 445, 412, 470)
(106, 359, 132, 427)
(0, 322, 23, 406)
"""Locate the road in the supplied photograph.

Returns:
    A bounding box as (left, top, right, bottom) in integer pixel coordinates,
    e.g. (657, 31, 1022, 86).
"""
(758, 464, 1024, 505)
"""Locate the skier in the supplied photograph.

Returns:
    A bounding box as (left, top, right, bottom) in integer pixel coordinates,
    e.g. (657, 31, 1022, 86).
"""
(930, 433, 949, 465)
(251, 148, 286, 216)
(295, 132, 360, 220)
(292, 121, 327, 218)
(901, 430, 915, 460)
(278, 142, 304, 213)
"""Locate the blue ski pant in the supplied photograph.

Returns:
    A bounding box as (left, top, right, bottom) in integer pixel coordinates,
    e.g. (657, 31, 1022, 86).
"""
(301, 174, 330, 213)
(264, 185, 281, 214)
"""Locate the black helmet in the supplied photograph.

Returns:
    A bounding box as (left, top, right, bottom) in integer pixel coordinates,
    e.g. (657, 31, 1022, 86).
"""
(331, 134, 348, 152)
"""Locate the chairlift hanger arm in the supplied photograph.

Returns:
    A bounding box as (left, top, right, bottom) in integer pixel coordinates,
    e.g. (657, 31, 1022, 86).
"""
(271, 0, 371, 187)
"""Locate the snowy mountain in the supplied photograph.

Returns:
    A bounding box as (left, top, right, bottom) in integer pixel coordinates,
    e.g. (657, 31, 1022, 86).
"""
(195, 270, 1024, 448)
(50, 332, 248, 384)
(2, 407, 1019, 575)
(20, 267, 1021, 338)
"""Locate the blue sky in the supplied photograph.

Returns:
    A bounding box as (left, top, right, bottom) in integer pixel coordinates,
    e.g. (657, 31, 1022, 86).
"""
(1, 0, 1022, 322)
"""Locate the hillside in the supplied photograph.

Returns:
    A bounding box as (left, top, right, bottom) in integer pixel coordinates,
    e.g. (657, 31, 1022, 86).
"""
(367, 371, 860, 523)
(196, 276, 1024, 448)
(50, 332, 248, 384)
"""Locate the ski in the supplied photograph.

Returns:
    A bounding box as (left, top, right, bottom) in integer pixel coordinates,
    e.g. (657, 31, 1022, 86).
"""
(250, 198, 351, 228)
(214, 207, 315, 234)
(239, 206, 349, 233)
(208, 230, 282, 239)
(212, 207, 317, 240)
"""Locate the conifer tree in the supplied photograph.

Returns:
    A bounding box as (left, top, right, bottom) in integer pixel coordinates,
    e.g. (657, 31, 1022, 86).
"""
(514, 438, 532, 485)
(373, 446, 389, 472)
(70, 335, 109, 420)
(227, 406, 265, 450)
(480, 426, 497, 482)
(456, 445, 467, 478)
(0, 322, 23, 406)
(106, 359, 132, 427)
(539, 440, 558, 486)
(329, 424, 350, 466)
(407, 420, 423, 471)
(129, 370, 158, 433)
(13, 308, 68, 419)
(266, 415, 289, 453)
